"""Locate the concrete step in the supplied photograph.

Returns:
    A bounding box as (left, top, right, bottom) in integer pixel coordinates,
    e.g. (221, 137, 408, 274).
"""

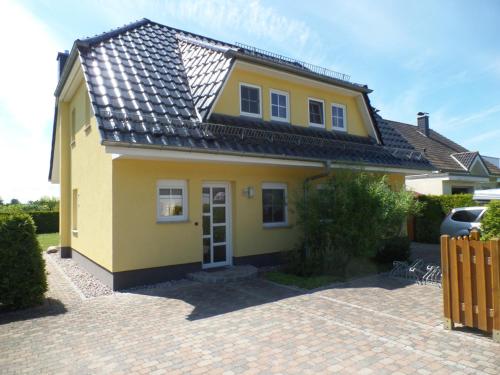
(187, 265, 258, 283)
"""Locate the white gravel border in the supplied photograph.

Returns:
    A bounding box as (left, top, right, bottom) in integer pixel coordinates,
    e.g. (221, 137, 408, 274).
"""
(46, 252, 113, 299)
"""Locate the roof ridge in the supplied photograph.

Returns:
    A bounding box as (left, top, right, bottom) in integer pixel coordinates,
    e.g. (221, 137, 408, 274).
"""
(77, 18, 151, 46)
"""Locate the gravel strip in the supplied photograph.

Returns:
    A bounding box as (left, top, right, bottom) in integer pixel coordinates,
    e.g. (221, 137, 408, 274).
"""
(47, 252, 113, 298)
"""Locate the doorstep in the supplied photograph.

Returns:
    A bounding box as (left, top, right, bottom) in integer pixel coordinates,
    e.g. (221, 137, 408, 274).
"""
(187, 265, 258, 283)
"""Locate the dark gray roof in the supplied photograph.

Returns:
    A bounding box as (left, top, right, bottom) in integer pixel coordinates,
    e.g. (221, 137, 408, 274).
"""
(53, 18, 434, 174)
(178, 38, 233, 119)
(451, 151, 479, 170)
(378, 116, 500, 176)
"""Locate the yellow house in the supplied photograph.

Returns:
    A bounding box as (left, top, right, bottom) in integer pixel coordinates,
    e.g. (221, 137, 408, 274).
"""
(49, 19, 432, 289)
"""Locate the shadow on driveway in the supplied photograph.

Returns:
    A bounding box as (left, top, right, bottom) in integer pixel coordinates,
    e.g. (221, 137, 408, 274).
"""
(0, 298, 67, 325)
(124, 273, 414, 321)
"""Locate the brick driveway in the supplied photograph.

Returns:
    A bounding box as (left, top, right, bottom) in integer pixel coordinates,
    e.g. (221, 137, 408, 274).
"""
(1, 258, 498, 374)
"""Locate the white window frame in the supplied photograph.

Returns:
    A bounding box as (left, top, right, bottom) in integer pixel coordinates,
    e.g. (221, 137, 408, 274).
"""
(308, 97, 325, 128)
(262, 182, 288, 228)
(157, 180, 188, 223)
(269, 89, 290, 122)
(239, 82, 262, 118)
(331, 103, 347, 132)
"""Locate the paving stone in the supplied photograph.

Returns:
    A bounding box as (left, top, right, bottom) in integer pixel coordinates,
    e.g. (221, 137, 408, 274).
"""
(0, 260, 498, 374)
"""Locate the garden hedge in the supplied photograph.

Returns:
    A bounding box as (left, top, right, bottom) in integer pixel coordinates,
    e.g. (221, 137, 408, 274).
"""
(415, 194, 475, 243)
(0, 211, 58, 234)
(0, 212, 47, 310)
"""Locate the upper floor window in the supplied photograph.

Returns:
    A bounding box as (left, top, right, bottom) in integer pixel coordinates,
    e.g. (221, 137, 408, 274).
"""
(331, 103, 346, 131)
(308, 98, 324, 128)
(239, 83, 261, 117)
(270, 89, 289, 122)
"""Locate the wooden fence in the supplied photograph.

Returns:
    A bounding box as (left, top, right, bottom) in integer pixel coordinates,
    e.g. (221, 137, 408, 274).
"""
(441, 232, 500, 342)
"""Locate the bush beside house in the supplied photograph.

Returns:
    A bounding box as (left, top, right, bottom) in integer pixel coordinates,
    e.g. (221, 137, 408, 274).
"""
(415, 194, 475, 243)
(0, 212, 47, 310)
(286, 172, 421, 278)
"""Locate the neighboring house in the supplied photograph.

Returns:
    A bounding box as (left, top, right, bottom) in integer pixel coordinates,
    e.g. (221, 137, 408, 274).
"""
(49, 19, 432, 289)
(377, 113, 500, 195)
(483, 155, 500, 169)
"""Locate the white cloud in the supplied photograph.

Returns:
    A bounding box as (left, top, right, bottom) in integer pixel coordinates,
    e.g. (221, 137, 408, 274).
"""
(437, 104, 500, 130)
(0, 0, 60, 202)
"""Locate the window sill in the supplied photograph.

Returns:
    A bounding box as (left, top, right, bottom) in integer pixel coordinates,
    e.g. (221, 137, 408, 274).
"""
(70, 140, 76, 147)
(72, 230, 78, 236)
(332, 127, 347, 132)
(240, 112, 262, 119)
(156, 219, 189, 224)
(308, 123, 325, 129)
(84, 123, 91, 134)
(263, 223, 292, 229)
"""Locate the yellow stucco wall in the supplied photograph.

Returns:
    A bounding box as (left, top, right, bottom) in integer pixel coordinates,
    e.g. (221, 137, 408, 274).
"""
(61, 81, 114, 270)
(213, 64, 369, 137)
(111, 159, 406, 272)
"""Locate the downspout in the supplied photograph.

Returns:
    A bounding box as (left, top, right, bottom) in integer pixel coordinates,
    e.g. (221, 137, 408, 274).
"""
(303, 160, 332, 258)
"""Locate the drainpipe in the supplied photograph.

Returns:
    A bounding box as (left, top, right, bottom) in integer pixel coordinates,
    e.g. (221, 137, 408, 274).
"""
(303, 160, 332, 258)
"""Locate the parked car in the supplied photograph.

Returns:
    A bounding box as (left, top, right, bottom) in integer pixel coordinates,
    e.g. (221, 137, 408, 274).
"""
(440, 206, 487, 237)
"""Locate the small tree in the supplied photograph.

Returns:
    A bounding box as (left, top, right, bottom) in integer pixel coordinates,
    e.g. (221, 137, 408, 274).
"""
(293, 172, 421, 276)
(10, 198, 20, 205)
(481, 200, 500, 240)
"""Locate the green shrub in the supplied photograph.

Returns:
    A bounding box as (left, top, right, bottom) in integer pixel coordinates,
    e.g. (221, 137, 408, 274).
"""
(0, 211, 58, 234)
(29, 211, 59, 234)
(292, 172, 421, 277)
(415, 194, 475, 243)
(0, 212, 47, 310)
(481, 201, 500, 240)
(375, 236, 411, 264)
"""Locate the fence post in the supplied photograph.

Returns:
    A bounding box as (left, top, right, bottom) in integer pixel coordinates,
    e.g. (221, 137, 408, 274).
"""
(441, 234, 453, 330)
(491, 238, 500, 343)
(470, 230, 480, 241)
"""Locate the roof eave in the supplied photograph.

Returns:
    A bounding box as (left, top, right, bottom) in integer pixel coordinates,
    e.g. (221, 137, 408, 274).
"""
(101, 139, 432, 174)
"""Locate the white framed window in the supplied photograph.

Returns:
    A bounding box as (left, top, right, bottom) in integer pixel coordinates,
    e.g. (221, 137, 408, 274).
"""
(239, 83, 262, 117)
(157, 180, 188, 222)
(262, 183, 288, 227)
(270, 89, 289, 122)
(72, 189, 78, 232)
(331, 103, 347, 131)
(308, 98, 325, 128)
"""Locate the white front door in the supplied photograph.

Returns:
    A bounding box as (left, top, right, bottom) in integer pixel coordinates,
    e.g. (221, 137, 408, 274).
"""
(202, 183, 232, 268)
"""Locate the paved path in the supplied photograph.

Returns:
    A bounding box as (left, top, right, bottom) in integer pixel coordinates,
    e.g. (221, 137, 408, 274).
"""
(1, 256, 498, 374)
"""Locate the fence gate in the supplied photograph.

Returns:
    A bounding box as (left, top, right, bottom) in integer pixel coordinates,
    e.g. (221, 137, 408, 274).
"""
(440, 232, 500, 342)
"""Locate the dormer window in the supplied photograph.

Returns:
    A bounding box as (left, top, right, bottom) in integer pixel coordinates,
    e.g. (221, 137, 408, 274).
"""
(239, 83, 261, 117)
(331, 103, 346, 131)
(308, 98, 324, 128)
(270, 89, 289, 122)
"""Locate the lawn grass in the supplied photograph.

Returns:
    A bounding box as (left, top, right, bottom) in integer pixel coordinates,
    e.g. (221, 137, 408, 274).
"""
(264, 257, 393, 290)
(37, 233, 59, 251)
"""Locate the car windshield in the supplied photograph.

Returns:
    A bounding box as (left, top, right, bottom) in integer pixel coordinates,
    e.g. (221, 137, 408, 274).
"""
(451, 209, 483, 223)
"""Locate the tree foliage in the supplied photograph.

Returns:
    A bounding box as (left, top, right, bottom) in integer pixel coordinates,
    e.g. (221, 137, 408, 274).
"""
(481, 200, 500, 240)
(291, 172, 422, 276)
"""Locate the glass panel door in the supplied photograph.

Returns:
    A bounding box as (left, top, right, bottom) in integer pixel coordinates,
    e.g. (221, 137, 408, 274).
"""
(202, 183, 231, 268)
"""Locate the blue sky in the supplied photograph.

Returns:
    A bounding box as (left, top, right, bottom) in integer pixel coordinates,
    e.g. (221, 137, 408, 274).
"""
(1, 0, 499, 202)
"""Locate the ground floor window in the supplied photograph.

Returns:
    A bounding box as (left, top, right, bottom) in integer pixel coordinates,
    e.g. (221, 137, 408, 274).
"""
(451, 186, 473, 194)
(262, 183, 287, 227)
(157, 180, 188, 222)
